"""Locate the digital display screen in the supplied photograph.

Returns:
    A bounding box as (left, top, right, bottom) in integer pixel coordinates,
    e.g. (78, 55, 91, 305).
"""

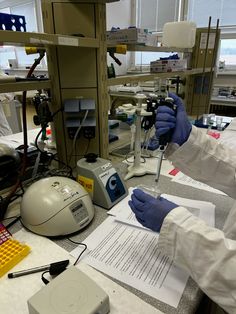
(71, 203, 83, 212)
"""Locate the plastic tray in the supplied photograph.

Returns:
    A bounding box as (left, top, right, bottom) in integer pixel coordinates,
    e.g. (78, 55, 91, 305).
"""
(0, 238, 30, 277)
(0, 12, 26, 32)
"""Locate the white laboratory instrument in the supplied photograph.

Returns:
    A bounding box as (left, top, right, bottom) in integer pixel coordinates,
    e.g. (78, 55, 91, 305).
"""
(124, 94, 156, 180)
(28, 266, 110, 314)
(21, 176, 95, 237)
(77, 154, 128, 209)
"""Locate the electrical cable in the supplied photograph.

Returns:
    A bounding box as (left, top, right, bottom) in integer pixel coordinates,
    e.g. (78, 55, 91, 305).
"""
(0, 51, 45, 221)
(34, 107, 62, 154)
(73, 110, 89, 152)
(73, 138, 91, 169)
(34, 107, 73, 177)
(5, 216, 21, 229)
(51, 156, 73, 178)
(68, 110, 89, 165)
(1, 215, 20, 222)
(8, 193, 24, 203)
(84, 139, 91, 156)
(41, 260, 70, 285)
(41, 271, 50, 285)
(67, 238, 87, 266)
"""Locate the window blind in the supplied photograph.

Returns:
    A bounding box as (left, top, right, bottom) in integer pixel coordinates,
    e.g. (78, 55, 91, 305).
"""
(188, 0, 236, 27)
(137, 0, 179, 32)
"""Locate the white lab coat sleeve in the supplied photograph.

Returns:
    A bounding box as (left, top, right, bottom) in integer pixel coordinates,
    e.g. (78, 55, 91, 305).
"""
(165, 125, 236, 198)
(159, 206, 236, 313)
(0, 104, 13, 136)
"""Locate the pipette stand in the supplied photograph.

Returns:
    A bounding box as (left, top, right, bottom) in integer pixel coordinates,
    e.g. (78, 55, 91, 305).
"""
(124, 95, 156, 180)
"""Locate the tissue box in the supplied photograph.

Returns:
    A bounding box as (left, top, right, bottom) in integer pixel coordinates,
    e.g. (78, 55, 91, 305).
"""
(150, 59, 187, 73)
(107, 28, 147, 45)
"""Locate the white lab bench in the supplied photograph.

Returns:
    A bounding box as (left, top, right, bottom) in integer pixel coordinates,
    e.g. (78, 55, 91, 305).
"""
(0, 126, 234, 313)
(4, 165, 233, 314)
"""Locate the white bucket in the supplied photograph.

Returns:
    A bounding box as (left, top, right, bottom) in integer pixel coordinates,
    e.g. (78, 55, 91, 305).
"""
(162, 21, 196, 48)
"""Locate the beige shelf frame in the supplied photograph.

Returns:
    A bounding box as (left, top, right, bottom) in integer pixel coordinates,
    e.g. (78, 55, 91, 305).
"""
(0, 80, 51, 93)
(108, 68, 212, 86)
(125, 44, 192, 53)
(0, 30, 99, 48)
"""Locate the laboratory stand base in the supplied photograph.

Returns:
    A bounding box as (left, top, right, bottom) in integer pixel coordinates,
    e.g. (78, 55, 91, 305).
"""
(124, 164, 156, 180)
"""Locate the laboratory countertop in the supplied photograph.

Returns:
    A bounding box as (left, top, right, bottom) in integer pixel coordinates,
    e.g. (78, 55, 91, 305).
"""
(8, 166, 234, 314)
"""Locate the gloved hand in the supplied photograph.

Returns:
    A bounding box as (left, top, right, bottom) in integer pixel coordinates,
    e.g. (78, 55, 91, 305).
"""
(155, 93, 192, 146)
(128, 189, 177, 232)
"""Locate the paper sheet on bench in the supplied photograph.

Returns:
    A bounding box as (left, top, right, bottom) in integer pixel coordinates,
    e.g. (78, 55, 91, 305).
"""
(71, 188, 215, 308)
(107, 187, 215, 229)
(71, 216, 188, 308)
(171, 172, 226, 195)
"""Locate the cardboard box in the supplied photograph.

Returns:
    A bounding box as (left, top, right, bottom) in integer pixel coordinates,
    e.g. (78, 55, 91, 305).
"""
(146, 33, 159, 47)
(150, 59, 187, 73)
(107, 28, 147, 44)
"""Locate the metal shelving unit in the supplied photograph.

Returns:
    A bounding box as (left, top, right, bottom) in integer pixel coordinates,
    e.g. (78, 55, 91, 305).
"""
(0, 29, 99, 94)
(0, 4, 219, 160)
(125, 44, 192, 53)
(109, 27, 220, 116)
(0, 80, 51, 93)
(211, 96, 236, 107)
(0, 30, 99, 48)
(108, 68, 212, 86)
(40, 0, 112, 164)
(0, 0, 116, 165)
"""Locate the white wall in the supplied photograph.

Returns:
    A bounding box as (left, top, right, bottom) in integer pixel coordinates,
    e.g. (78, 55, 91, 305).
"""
(106, 0, 134, 75)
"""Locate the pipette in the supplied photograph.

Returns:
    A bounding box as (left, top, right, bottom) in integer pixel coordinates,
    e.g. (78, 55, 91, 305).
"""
(155, 96, 176, 188)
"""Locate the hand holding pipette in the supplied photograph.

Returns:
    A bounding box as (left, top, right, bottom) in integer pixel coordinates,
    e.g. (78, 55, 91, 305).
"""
(129, 94, 192, 232)
(155, 93, 192, 146)
(154, 95, 176, 187)
(155, 93, 192, 185)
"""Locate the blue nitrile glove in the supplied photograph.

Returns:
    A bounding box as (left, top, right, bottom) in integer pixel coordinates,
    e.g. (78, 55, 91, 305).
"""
(128, 189, 178, 232)
(155, 93, 192, 146)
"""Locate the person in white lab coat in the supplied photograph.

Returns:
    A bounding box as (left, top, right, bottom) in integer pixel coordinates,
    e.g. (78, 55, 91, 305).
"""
(129, 93, 236, 314)
(0, 97, 13, 136)
(0, 71, 13, 136)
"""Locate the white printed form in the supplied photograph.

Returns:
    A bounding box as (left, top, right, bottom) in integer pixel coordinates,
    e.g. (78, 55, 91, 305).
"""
(71, 216, 189, 308)
(171, 172, 226, 195)
(108, 187, 215, 229)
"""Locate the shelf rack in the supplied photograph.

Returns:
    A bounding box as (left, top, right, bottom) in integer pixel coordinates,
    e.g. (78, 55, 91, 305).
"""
(0, 30, 99, 94)
(108, 68, 212, 86)
(0, 30, 99, 48)
(211, 96, 236, 107)
(0, 80, 51, 93)
(125, 44, 192, 53)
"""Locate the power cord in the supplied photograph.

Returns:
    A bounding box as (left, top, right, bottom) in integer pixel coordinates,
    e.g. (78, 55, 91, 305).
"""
(34, 108, 73, 177)
(67, 238, 88, 266)
(68, 110, 89, 165)
(5, 216, 21, 229)
(0, 52, 46, 221)
(40, 240, 87, 285)
(41, 260, 70, 285)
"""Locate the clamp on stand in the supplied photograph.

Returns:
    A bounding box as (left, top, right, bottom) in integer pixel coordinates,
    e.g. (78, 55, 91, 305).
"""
(124, 95, 156, 180)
